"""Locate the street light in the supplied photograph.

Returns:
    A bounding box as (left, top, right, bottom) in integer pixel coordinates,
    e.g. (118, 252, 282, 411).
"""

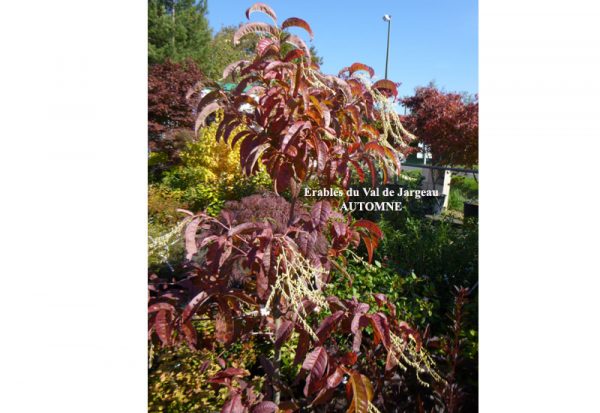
(383, 14, 392, 79)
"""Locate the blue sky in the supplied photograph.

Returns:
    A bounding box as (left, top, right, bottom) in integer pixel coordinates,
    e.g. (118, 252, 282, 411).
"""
(206, 0, 478, 99)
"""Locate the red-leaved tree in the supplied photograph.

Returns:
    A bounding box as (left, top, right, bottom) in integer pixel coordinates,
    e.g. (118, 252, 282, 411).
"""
(149, 4, 443, 412)
(402, 85, 478, 168)
(148, 59, 205, 168)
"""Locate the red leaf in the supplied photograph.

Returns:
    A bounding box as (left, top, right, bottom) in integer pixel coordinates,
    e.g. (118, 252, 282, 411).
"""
(312, 136, 328, 172)
(195, 102, 220, 132)
(385, 350, 398, 371)
(364, 158, 377, 188)
(275, 319, 294, 348)
(278, 401, 300, 411)
(327, 367, 345, 389)
(352, 329, 363, 353)
(195, 90, 223, 116)
(302, 346, 328, 377)
(353, 220, 383, 239)
(253, 401, 278, 413)
(361, 235, 376, 264)
(231, 130, 252, 148)
(311, 201, 331, 230)
(373, 293, 397, 318)
(367, 313, 391, 349)
(234, 22, 280, 45)
(257, 38, 278, 56)
(221, 119, 242, 145)
(302, 347, 329, 395)
(221, 393, 244, 413)
(245, 3, 277, 23)
(315, 310, 344, 343)
(155, 310, 172, 346)
(349, 62, 374, 78)
(341, 351, 358, 366)
(274, 162, 292, 195)
(210, 368, 248, 383)
(181, 320, 197, 349)
(350, 315, 365, 337)
(281, 17, 314, 39)
(312, 388, 335, 406)
(184, 217, 201, 260)
(182, 291, 210, 323)
(282, 121, 310, 151)
(360, 125, 380, 139)
(256, 267, 269, 300)
(228, 222, 263, 237)
(148, 302, 176, 314)
(283, 48, 305, 62)
(349, 160, 365, 182)
(372, 79, 399, 99)
(221, 60, 248, 80)
(240, 135, 260, 172)
(294, 330, 311, 365)
(284, 34, 312, 65)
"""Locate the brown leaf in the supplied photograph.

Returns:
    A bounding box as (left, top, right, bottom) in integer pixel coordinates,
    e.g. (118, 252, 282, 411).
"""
(346, 371, 373, 413)
(215, 306, 235, 344)
(184, 217, 201, 260)
(181, 320, 197, 349)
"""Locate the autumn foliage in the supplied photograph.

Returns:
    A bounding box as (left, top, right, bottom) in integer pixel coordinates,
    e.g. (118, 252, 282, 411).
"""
(402, 86, 478, 168)
(148, 59, 205, 163)
(149, 4, 444, 412)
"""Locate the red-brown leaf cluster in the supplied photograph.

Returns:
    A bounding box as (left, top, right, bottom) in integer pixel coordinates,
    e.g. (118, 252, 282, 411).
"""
(187, 6, 409, 197)
(402, 86, 478, 167)
(148, 59, 205, 164)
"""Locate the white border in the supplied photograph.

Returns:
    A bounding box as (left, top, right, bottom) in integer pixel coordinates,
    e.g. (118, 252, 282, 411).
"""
(481, 0, 600, 411)
(1, 0, 600, 410)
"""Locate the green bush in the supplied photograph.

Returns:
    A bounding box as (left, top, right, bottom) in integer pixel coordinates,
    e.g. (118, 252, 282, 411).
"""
(448, 174, 478, 211)
(328, 213, 478, 349)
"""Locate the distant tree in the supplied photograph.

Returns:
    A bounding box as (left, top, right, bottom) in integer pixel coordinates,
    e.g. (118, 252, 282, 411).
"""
(148, 0, 212, 67)
(204, 26, 256, 80)
(309, 44, 324, 67)
(402, 85, 478, 167)
(148, 59, 202, 137)
(148, 59, 204, 179)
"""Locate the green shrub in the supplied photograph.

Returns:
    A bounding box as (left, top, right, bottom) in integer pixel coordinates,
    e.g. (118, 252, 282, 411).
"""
(448, 174, 478, 211)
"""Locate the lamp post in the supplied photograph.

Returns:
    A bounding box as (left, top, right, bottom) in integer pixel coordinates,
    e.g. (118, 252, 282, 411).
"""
(383, 14, 392, 80)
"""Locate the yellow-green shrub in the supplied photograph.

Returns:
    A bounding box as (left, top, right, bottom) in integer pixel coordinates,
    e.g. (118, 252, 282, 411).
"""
(151, 112, 271, 221)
